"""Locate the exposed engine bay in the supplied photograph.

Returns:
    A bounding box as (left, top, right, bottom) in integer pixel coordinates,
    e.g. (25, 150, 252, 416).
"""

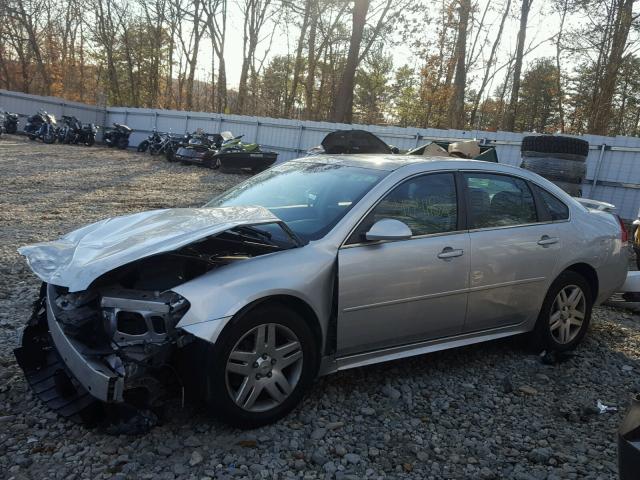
(14, 225, 294, 433)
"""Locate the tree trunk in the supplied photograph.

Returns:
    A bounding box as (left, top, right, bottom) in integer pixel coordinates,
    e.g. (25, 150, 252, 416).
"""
(555, 0, 568, 133)
(503, 0, 532, 131)
(304, 8, 318, 119)
(285, 0, 313, 116)
(447, 0, 471, 129)
(331, 0, 369, 123)
(588, 0, 634, 135)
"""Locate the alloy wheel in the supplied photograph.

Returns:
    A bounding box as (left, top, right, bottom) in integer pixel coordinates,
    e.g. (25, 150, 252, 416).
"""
(225, 323, 303, 413)
(549, 284, 586, 344)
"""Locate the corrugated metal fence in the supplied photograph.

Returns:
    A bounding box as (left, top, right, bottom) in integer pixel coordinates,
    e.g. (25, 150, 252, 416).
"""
(2, 88, 640, 220)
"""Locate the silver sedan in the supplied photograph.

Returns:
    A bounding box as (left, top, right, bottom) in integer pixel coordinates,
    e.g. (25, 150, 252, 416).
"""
(16, 155, 628, 427)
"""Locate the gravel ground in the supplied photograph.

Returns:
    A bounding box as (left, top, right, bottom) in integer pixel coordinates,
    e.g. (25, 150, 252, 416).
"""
(1, 134, 640, 480)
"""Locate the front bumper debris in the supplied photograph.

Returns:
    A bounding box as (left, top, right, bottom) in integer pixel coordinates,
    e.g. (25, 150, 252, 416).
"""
(14, 284, 191, 432)
(14, 286, 101, 422)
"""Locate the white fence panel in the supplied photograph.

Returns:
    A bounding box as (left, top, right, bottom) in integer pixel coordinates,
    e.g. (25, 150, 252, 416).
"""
(2, 88, 640, 219)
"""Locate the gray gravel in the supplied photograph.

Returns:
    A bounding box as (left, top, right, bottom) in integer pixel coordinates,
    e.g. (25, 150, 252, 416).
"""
(1, 134, 640, 479)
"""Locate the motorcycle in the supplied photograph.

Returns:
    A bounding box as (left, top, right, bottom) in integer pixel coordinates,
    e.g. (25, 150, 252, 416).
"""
(103, 123, 132, 149)
(1, 110, 19, 134)
(0, 112, 5, 138)
(58, 115, 97, 146)
(137, 130, 175, 156)
(24, 111, 57, 144)
(137, 130, 163, 153)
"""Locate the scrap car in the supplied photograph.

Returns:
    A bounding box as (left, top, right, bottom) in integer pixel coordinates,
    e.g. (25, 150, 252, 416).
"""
(15, 155, 628, 429)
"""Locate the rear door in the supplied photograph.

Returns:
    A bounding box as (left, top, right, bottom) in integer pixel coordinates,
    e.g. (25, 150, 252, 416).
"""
(462, 172, 562, 332)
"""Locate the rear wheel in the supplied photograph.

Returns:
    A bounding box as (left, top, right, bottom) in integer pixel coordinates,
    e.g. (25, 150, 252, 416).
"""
(204, 304, 317, 428)
(531, 271, 593, 351)
(116, 137, 129, 149)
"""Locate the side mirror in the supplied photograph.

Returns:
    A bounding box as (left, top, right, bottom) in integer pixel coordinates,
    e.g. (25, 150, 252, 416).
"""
(365, 219, 412, 241)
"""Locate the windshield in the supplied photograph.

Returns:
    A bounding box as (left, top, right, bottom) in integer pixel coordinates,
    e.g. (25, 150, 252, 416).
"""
(205, 161, 387, 242)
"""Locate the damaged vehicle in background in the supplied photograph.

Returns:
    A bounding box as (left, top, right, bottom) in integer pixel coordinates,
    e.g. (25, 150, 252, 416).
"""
(15, 155, 628, 429)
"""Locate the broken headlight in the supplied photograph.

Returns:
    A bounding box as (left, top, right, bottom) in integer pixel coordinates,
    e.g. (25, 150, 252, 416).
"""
(100, 289, 189, 346)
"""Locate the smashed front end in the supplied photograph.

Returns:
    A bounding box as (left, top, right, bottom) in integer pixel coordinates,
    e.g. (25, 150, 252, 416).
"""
(15, 282, 190, 429)
(13, 206, 297, 431)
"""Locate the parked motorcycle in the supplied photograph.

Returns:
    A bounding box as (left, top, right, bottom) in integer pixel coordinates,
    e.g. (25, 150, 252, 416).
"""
(137, 130, 162, 153)
(24, 111, 58, 144)
(103, 123, 132, 149)
(137, 130, 176, 156)
(57, 115, 97, 146)
(1, 110, 19, 134)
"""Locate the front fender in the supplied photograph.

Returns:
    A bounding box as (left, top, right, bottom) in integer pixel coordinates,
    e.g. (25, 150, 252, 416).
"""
(173, 243, 336, 346)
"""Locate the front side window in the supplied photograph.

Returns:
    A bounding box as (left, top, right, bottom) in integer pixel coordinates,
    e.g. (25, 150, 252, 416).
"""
(465, 173, 537, 229)
(349, 173, 458, 242)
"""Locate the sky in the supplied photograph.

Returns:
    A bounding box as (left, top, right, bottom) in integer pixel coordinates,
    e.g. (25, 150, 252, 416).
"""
(188, 0, 604, 93)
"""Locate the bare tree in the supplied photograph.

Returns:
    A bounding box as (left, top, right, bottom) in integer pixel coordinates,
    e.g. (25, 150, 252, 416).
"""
(588, 0, 637, 134)
(237, 0, 274, 114)
(447, 0, 471, 129)
(469, 0, 512, 127)
(203, 0, 228, 112)
(502, 0, 533, 131)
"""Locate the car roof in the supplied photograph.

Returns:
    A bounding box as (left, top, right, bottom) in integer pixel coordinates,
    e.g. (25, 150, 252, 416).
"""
(295, 154, 516, 174)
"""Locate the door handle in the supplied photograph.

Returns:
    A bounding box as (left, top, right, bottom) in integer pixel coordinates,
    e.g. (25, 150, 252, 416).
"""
(537, 235, 559, 246)
(438, 247, 464, 259)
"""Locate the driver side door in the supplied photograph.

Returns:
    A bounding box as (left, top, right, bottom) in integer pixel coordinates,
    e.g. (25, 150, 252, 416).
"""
(336, 172, 470, 356)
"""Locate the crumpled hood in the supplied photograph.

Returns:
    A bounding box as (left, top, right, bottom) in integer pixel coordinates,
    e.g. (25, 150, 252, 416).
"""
(18, 206, 279, 292)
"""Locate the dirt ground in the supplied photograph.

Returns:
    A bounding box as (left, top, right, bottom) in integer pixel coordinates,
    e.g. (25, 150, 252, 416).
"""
(1, 134, 640, 480)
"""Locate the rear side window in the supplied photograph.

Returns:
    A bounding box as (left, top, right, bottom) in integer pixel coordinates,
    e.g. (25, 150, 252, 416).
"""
(533, 185, 569, 221)
(464, 173, 537, 229)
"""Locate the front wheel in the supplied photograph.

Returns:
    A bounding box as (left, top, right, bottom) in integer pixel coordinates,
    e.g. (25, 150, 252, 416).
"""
(137, 140, 149, 152)
(85, 135, 95, 147)
(205, 304, 317, 428)
(531, 271, 593, 352)
(43, 131, 56, 144)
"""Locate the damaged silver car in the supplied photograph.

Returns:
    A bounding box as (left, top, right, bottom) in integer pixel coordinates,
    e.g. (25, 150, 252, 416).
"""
(15, 156, 628, 428)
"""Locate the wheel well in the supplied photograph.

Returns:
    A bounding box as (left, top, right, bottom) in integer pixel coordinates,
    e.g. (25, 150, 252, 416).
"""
(246, 295, 323, 365)
(564, 263, 599, 299)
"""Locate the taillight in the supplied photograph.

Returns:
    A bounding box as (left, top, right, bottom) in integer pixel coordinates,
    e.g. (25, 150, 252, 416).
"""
(616, 215, 628, 243)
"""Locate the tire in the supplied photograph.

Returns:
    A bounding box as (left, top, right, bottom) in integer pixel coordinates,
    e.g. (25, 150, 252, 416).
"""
(520, 156, 587, 184)
(85, 135, 95, 147)
(29, 135, 36, 141)
(137, 140, 149, 152)
(204, 304, 318, 428)
(530, 271, 593, 352)
(43, 132, 56, 144)
(116, 138, 129, 149)
(166, 149, 176, 162)
(521, 135, 589, 157)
